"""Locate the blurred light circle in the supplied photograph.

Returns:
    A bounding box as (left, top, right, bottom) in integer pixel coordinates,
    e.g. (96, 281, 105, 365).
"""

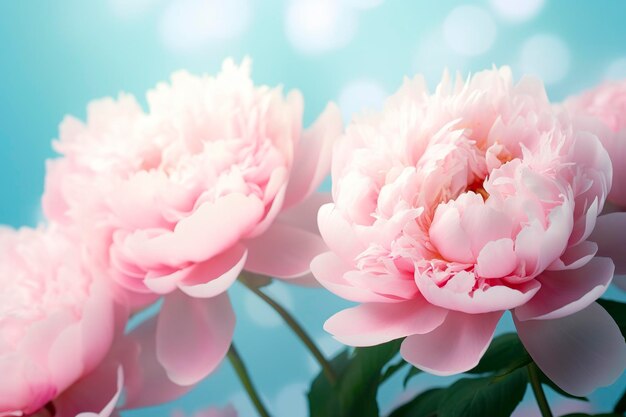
(109, 0, 158, 18)
(285, 0, 357, 54)
(443, 5, 497, 56)
(520, 34, 571, 84)
(244, 283, 295, 328)
(274, 382, 308, 417)
(490, 0, 544, 22)
(606, 57, 626, 80)
(338, 79, 388, 122)
(159, 0, 251, 52)
(341, 0, 385, 10)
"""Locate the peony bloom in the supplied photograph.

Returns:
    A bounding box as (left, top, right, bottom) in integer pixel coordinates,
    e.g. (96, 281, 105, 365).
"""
(0, 225, 121, 416)
(312, 67, 626, 396)
(43, 58, 342, 386)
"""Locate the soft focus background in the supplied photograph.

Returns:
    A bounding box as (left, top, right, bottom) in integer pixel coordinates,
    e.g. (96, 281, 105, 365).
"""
(1, 1, 626, 416)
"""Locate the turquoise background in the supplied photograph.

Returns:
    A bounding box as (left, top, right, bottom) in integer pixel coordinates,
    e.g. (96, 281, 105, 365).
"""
(1, 1, 625, 416)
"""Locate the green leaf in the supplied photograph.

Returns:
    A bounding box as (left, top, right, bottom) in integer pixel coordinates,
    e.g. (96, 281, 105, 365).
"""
(438, 368, 528, 417)
(388, 388, 446, 417)
(403, 366, 422, 388)
(468, 333, 531, 375)
(597, 299, 626, 339)
(308, 340, 402, 417)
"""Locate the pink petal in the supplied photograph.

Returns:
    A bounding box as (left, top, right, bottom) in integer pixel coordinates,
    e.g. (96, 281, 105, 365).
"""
(590, 212, 626, 274)
(123, 320, 193, 409)
(343, 272, 418, 300)
(429, 206, 474, 264)
(515, 256, 613, 321)
(515, 201, 574, 276)
(324, 297, 448, 346)
(178, 244, 247, 298)
(416, 271, 541, 313)
(547, 240, 598, 271)
(475, 238, 517, 278)
(311, 252, 404, 303)
(244, 223, 327, 279)
(122, 193, 264, 268)
(515, 302, 626, 396)
(54, 362, 123, 417)
(277, 192, 332, 234)
(246, 168, 288, 239)
(284, 103, 342, 208)
(144, 268, 189, 295)
(156, 292, 235, 386)
(400, 311, 503, 375)
(317, 203, 364, 262)
(461, 205, 514, 259)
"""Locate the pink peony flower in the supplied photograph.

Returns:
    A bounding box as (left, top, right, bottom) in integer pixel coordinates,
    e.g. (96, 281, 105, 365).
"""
(312, 67, 626, 396)
(43, 58, 342, 386)
(0, 225, 121, 416)
(564, 79, 626, 207)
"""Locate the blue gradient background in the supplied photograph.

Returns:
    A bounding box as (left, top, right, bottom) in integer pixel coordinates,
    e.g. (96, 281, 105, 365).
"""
(1, 1, 625, 416)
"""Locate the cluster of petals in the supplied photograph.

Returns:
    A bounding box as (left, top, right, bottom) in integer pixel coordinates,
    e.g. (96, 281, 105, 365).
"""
(312, 67, 626, 395)
(43, 58, 342, 387)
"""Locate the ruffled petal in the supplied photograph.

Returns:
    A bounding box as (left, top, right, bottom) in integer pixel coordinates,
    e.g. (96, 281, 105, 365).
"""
(121, 193, 264, 268)
(311, 252, 404, 303)
(416, 271, 540, 314)
(317, 203, 365, 262)
(400, 311, 502, 376)
(178, 244, 247, 298)
(515, 256, 613, 321)
(515, 303, 626, 396)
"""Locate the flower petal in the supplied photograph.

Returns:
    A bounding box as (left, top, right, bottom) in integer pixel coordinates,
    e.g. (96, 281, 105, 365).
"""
(317, 203, 365, 262)
(590, 212, 626, 274)
(416, 271, 541, 314)
(515, 302, 626, 396)
(277, 192, 332, 234)
(178, 244, 247, 298)
(400, 311, 503, 376)
(123, 320, 193, 409)
(324, 297, 448, 346)
(515, 256, 613, 321)
(547, 240, 598, 271)
(156, 292, 235, 386)
(311, 252, 403, 303)
(284, 103, 342, 208)
(122, 193, 264, 268)
(244, 223, 327, 279)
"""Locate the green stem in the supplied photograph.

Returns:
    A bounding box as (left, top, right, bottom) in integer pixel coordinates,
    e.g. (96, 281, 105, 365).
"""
(527, 363, 554, 417)
(228, 343, 272, 417)
(240, 276, 337, 384)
